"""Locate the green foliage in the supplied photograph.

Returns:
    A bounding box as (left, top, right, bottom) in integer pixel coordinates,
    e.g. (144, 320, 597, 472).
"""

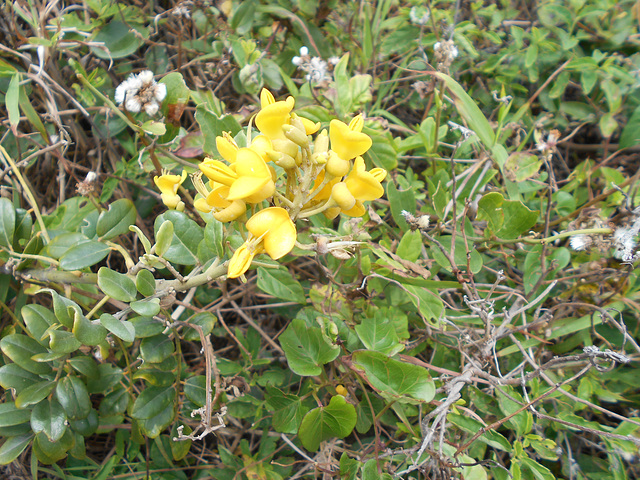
(0, 0, 639, 478)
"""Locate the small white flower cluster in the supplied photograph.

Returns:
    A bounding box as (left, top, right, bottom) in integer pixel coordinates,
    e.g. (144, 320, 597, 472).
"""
(568, 234, 592, 252)
(173, 5, 191, 18)
(568, 209, 640, 264)
(613, 218, 640, 263)
(434, 39, 459, 69)
(114, 70, 167, 116)
(292, 46, 339, 86)
(409, 6, 430, 26)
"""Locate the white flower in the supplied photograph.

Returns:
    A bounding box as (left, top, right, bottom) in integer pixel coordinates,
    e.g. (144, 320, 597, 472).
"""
(434, 40, 459, 66)
(409, 6, 430, 26)
(299, 46, 309, 56)
(328, 56, 340, 65)
(613, 226, 638, 262)
(173, 5, 190, 18)
(114, 70, 166, 115)
(569, 234, 591, 251)
(292, 56, 303, 66)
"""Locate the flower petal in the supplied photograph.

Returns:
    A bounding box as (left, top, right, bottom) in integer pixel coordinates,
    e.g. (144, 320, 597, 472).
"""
(329, 119, 372, 160)
(200, 160, 237, 186)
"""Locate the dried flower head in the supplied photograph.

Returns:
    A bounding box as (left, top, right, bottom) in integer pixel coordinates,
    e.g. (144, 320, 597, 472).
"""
(434, 40, 458, 71)
(409, 6, 430, 26)
(114, 70, 167, 115)
(291, 46, 336, 86)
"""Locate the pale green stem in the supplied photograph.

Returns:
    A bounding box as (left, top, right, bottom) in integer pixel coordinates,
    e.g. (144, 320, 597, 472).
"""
(274, 190, 295, 208)
(6, 250, 59, 266)
(105, 241, 136, 270)
(297, 198, 336, 218)
(303, 174, 332, 205)
(86, 295, 110, 319)
(0, 145, 50, 243)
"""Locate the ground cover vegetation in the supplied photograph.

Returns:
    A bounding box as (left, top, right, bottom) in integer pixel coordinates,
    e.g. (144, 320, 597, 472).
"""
(0, 0, 639, 478)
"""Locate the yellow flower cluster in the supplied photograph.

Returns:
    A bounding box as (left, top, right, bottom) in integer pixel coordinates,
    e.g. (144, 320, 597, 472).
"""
(154, 89, 387, 279)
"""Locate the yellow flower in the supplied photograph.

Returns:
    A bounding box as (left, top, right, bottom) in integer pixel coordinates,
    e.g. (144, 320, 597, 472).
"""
(154, 169, 187, 211)
(192, 173, 246, 222)
(329, 115, 372, 161)
(199, 148, 276, 204)
(227, 207, 297, 278)
(216, 132, 239, 163)
(328, 157, 387, 218)
(255, 89, 295, 140)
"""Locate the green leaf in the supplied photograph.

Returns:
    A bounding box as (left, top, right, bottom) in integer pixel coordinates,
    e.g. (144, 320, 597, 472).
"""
(139, 334, 175, 363)
(56, 376, 91, 420)
(620, 105, 640, 148)
(279, 318, 340, 376)
(495, 201, 538, 240)
(72, 309, 107, 346)
(15, 380, 56, 409)
(97, 267, 137, 302)
(0, 402, 32, 428)
(429, 235, 483, 274)
(155, 211, 204, 265)
(365, 131, 397, 171)
(355, 310, 403, 356)
(0, 434, 33, 465)
(130, 316, 165, 338)
(91, 21, 145, 59)
(265, 386, 309, 434)
(396, 230, 422, 263)
(257, 267, 306, 304)
(140, 120, 166, 136)
(33, 430, 72, 464)
(97, 198, 137, 240)
(504, 153, 542, 182)
(477, 192, 504, 232)
(6, 72, 20, 129)
(520, 457, 555, 480)
(130, 386, 176, 420)
(298, 395, 356, 451)
(496, 386, 532, 436)
(0, 197, 16, 249)
(67, 356, 99, 379)
(59, 239, 110, 270)
(100, 313, 135, 343)
(183, 312, 217, 341)
(387, 182, 415, 232)
(433, 72, 495, 149)
(0, 364, 41, 393)
(49, 330, 82, 354)
(31, 398, 67, 442)
(135, 269, 156, 297)
(183, 376, 209, 406)
(362, 459, 394, 480)
(21, 304, 56, 347)
(351, 351, 435, 403)
(404, 285, 443, 325)
(0, 334, 51, 375)
(130, 298, 161, 316)
(448, 413, 512, 452)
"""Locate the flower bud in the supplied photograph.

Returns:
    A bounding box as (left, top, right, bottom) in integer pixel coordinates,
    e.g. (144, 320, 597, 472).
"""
(155, 220, 174, 257)
(331, 182, 356, 210)
(275, 153, 297, 169)
(325, 151, 350, 177)
(314, 129, 329, 154)
(282, 124, 309, 148)
(271, 138, 299, 158)
(311, 152, 328, 165)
